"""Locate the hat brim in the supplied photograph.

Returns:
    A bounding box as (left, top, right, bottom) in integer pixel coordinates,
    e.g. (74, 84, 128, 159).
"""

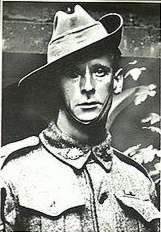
(18, 13, 123, 87)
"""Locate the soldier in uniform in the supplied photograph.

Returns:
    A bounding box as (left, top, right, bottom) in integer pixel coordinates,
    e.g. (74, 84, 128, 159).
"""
(0, 5, 160, 232)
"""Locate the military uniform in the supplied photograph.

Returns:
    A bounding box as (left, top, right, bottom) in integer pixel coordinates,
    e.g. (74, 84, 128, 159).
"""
(0, 122, 160, 232)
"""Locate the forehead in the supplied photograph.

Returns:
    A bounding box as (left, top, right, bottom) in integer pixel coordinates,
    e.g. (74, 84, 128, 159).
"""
(67, 52, 114, 69)
(78, 54, 113, 68)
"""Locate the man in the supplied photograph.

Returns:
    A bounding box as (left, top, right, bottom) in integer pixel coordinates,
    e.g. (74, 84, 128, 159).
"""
(0, 5, 160, 232)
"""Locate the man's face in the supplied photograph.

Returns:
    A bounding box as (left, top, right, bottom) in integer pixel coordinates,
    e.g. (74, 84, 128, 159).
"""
(59, 54, 114, 123)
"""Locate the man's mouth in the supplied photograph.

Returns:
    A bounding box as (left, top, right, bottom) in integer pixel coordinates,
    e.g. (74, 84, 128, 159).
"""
(77, 101, 102, 109)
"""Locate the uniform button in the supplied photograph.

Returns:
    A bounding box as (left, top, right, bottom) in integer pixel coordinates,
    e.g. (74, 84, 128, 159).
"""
(99, 192, 109, 204)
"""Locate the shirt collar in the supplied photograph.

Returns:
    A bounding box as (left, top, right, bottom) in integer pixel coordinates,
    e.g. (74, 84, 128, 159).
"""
(39, 122, 113, 171)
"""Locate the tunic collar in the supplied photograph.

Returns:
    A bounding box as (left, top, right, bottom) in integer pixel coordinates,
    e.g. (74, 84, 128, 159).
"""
(39, 122, 113, 171)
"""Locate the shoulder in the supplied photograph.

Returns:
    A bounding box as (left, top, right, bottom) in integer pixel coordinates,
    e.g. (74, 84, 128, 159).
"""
(112, 148, 158, 205)
(0, 136, 40, 170)
(113, 147, 153, 185)
(112, 148, 160, 218)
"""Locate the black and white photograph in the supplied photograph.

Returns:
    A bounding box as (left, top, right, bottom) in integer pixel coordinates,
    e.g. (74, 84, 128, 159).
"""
(0, 1, 161, 231)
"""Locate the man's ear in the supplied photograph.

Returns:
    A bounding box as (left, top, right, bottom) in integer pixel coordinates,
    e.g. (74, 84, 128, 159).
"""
(113, 74, 123, 94)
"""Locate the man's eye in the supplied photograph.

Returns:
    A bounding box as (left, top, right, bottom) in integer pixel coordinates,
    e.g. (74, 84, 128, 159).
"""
(94, 67, 110, 77)
(71, 72, 81, 79)
(67, 70, 81, 79)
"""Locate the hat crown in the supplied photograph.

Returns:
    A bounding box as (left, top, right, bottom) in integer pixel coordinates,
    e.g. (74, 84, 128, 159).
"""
(18, 5, 123, 87)
(50, 5, 97, 43)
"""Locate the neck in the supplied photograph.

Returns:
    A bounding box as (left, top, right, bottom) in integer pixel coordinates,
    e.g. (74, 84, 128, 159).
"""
(57, 109, 107, 144)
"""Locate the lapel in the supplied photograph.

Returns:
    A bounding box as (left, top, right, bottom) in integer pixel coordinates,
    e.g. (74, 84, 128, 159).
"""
(39, 121, 113, 171)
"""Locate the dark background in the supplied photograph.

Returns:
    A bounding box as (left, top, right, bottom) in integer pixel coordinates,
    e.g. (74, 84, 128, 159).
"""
(2, 2, 161, 155)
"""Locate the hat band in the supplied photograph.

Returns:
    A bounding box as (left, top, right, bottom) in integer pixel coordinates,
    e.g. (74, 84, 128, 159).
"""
(47, 22, 108, 64)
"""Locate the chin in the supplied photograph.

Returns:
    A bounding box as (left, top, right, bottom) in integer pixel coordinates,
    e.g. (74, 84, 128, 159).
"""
(75, 113, 100, 123)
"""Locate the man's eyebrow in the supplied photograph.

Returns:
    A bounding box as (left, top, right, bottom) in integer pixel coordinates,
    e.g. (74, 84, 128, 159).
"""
(92, 64, 111, 70)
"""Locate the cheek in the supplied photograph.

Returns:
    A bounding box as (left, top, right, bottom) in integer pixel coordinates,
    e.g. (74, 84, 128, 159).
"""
(59, 79, 78, 105)
(96, 77, 113, 99)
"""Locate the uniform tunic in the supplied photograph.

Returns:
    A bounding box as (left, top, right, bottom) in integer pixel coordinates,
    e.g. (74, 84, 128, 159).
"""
(0, 122, 160, 232)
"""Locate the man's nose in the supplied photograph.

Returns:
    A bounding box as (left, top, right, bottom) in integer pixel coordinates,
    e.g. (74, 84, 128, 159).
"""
(80, 66, 95, 94)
